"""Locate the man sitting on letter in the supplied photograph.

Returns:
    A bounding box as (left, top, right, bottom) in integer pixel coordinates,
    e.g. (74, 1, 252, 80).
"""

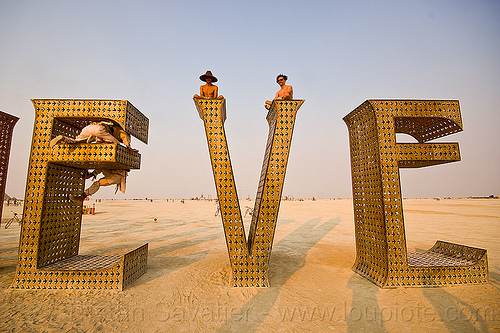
(265, 74, 293, 109)
(193, 70, 224, 99)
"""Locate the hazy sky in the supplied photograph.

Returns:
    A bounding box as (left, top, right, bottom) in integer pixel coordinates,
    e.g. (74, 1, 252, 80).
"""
(1, 0, 499, 199)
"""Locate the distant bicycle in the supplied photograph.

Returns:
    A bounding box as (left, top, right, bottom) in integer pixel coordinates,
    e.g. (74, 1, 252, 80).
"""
(244, 206, 253, 217)
(5, 211, 22, 229)
(214, 202, 220, 217)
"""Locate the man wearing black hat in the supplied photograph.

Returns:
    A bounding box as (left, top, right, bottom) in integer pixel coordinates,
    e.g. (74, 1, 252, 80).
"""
(193, 70, 224, 99)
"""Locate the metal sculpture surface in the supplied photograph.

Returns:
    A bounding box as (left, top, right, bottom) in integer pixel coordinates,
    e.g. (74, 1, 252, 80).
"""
(195, 98, 304, 287)
(12, 99, 149, 290)
(0, 111, 19, 224)
(343, 100, 488, 287)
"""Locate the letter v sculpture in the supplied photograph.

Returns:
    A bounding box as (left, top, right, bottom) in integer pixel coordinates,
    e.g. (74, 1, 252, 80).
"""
(195, 98, 304, 287)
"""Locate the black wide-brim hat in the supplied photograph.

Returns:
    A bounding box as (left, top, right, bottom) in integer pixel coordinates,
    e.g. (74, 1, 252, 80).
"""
(200, 70, 218, 82)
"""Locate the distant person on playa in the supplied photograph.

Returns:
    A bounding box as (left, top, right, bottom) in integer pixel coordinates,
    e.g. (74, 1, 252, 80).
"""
(50, 121, 137, 152)
(70, 169, 129, 202)
(193, 70, 224, 99)
(265, 74, 293, 109)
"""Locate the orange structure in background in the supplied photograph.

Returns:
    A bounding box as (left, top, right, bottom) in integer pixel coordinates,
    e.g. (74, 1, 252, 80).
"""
(343, 100, 488, 287)
(12, 99, 148, 290)
(0, 111, 19, 225)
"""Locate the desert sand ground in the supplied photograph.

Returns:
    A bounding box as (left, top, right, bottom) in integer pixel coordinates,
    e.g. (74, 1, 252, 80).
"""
(0, 198, 499, 332)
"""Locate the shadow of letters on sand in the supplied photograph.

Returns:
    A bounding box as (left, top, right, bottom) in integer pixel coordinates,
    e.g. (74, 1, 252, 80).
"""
(423, 287, 492, 332)
(216, 217, 340, 332)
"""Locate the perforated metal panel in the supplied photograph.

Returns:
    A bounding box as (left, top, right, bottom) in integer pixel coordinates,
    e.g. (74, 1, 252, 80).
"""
(0, 111, 19, 224)
(11, 99, 148, 290)
(343, 100, 488, 288)
(195, 98, 304, 287)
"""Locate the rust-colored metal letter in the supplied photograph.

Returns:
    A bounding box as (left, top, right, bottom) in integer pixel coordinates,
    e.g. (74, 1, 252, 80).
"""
(344, 100, 488, 287)
(0, 111, 19, 224)
(195, 98, 304, 287)
(12, 99, 149, 290)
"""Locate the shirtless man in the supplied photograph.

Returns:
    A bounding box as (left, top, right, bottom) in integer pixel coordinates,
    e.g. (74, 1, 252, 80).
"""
(193, 70, 224, 99)
(50, 121, 137, 152)
(265, 74, 293, 109)
(69, 169, 128, 202)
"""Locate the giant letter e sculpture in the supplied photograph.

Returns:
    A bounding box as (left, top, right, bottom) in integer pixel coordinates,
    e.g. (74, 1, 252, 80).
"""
(344, 100, 488, 288)
(12, 99, 149, 290)
(195, 98, 304, 287)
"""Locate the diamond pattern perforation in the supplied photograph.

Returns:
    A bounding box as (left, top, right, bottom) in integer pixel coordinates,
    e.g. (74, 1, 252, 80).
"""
(0, 111, 19, 222)
(195, 99, 304, 287)
(11, 99, 148, 290)
(33, 99, 148, 143)
(343, 100, 488, 288)
(51, 143, 141, 169)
